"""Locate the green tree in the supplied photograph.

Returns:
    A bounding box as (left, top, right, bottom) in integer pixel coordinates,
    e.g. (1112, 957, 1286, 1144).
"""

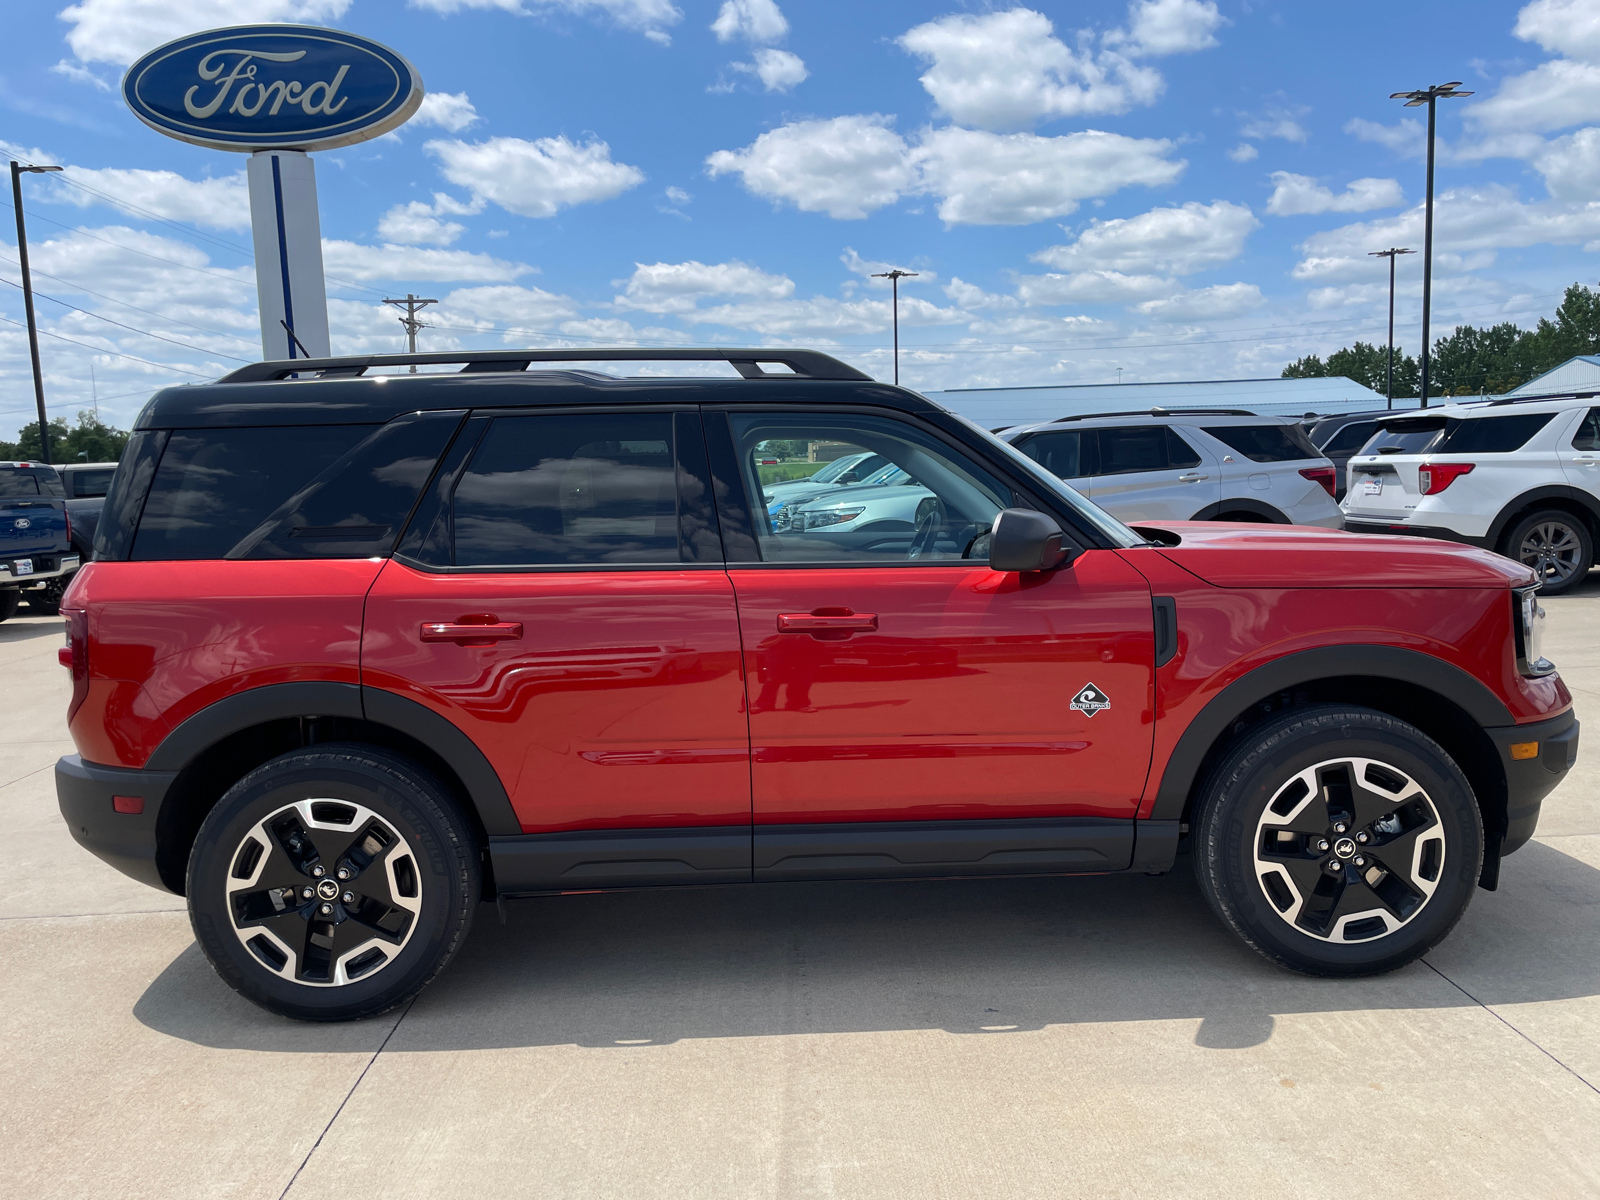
(0, 411, 129, 463)
(1281, 354, 1326, 378)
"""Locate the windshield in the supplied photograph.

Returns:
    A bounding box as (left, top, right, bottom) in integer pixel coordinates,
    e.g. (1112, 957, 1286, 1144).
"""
(1363, 418, 1446, 456)
(951, 415, 1145, 548)
(809, 454, 863, 484)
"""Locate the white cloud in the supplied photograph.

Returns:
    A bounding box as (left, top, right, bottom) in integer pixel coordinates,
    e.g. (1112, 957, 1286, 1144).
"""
(320, 240, 533, 283)
(705, 119, 1182, 225)
(750, 48, 806, 92)
(1515, 0, 1600, 61)
(1468, 59, 1600, 134)
(415, 92, 481, 133)
(44, 165, 251, 231)
(426, 135, 645, 218)
(711, 0, 787, 43)
(1345, 117, 1425, 158)
(1265, 173, 1405, 216)
(665, 186, 691, 205)
(434, 284, 579, 329)
(50, 59, 109, 90)
(1033, 200, 1257, 275)
(1116, 0, 1224, 56)
(1533, 127, 1600, 200)
(408, 0, 682, 37)
(1136, 282, 1264, 321)
(841, 247, 936, 285)
(58, 0, 351, 65)
(944, 277, 1018, 310)
(1240, 109, 1308, 144)
(705, 115, 918, 220)
(688, 294, 966, 337)
(1227, 143, 1258, 163)
(1016, 271, 1175, 305)
(613, 260, 795, 313)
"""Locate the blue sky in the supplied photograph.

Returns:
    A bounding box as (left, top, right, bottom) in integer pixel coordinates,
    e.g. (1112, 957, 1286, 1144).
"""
(3, 0, 1599, 437)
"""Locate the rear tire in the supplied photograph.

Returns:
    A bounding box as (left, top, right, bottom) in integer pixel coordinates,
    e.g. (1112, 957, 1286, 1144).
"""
(1502, 509, 1592, 596)
(25, 574, 69, 616)
(1193, 705, 1482, 977)
(0, 590, 18, 623)
(187, 744, 479, 1021)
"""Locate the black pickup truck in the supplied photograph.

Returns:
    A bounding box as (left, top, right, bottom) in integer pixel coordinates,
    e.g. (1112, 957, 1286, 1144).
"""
(0, 462, 81, 621)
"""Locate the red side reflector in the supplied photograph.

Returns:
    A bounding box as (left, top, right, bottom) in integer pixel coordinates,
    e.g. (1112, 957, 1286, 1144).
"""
(112, 795, 144, 815)
(58, 646, 73, 668)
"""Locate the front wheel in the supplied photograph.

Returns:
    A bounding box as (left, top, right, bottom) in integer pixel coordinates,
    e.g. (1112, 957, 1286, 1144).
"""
(187, 744, 480, 1021)
(1503, 509, 1592, 596)
(1193, 706, 1482, 976)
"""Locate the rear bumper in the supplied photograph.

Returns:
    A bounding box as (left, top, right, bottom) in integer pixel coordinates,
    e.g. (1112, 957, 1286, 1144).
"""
(3, 553, 80, 586)
(1485, 709, 1579, 856)
(1341, 519, 1490, 548)
(55, 754, 177, 892)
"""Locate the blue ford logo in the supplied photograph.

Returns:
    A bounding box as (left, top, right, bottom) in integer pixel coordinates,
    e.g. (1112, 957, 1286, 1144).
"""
(123, 25, 423, 152)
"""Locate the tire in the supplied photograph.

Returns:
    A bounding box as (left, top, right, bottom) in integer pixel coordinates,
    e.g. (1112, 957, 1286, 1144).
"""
(187, 744, 480, 1021)
(1193, 705, 1482, 977)
(0, 589, 17, 623)
(1502, 509, 1593, 596)
(25, 573, 70, 616)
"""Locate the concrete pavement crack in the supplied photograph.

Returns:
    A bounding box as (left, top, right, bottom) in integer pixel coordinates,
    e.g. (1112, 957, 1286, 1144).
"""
(1422, 958, 1600, 1097)
(279, 997, 416, 1199)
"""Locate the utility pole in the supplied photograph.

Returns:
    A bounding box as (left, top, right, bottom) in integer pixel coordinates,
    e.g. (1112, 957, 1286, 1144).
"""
(1369, 247, 1415, 409)
(382, 293, 437, 372)
(871, 269, 918, 385)
(1390, 82, 1472, 408)
(11, 160, 62, 464)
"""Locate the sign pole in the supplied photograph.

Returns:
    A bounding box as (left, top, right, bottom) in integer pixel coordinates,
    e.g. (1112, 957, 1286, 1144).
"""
(247, 150, 331, 361)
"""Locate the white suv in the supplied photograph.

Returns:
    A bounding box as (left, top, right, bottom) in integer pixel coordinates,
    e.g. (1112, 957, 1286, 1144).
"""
(998, 410, 1343, 528)
(1341, 395, 1600, 594)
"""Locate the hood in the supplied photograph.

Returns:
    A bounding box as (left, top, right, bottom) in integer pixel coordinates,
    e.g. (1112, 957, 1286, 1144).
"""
(1140, 522, 1535, 589)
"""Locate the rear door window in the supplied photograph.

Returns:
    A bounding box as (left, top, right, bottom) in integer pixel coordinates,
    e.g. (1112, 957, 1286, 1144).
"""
(1574, 408, 1600, 451)
(1201, 423, 1320, 462)
(1436, 413, 1555, 453)
(1096, 426, 1168, 475)
(0, 471, 40, 497)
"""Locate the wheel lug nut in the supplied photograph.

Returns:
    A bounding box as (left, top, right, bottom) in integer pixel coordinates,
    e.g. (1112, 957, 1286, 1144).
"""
(1357, 832, 1369, 843)
(337, 868, 350, 881)
(1317, 839, 1330, 852)
(1355, 855, 1366, 867)
(301, 886, 314, 899)
(320, 903, 333, 915)
(1327, 859, 1343, 872)
(342, 892, 354, 903)
(312, 865, 325, 878)
(1334, 823, 1348, 834)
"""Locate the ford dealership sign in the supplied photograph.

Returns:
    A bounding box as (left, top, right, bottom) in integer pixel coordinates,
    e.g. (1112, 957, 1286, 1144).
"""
(122, 25, 423, 152)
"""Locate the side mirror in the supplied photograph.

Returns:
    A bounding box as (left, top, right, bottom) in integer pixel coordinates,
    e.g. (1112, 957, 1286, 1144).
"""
(989, 508, 1075, 573)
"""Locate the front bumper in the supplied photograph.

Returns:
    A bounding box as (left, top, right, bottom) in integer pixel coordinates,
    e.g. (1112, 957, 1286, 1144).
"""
(56, 754, 178, 892)
(1485, 709, 1579, 857)
(3, 553, 80, 587)
(1341, 519, 1489, 548)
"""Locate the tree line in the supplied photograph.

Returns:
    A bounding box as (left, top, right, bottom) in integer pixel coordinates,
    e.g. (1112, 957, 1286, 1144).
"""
(1282, 282, 1600, 398)
(1, 411, 131, 463)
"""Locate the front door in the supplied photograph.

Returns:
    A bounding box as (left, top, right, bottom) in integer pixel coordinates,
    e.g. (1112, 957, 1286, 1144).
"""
(706, 408, 1155, 882)
(362, 408, 750, 891)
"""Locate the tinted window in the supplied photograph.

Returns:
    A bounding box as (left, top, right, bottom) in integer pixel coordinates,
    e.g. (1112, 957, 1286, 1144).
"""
(1574, 408, 1600, 452)
(727, 412, 1009, 563)
(1202, 423, 1320, 462)
(1166, 429, 1201, 469)
(67, 469, 116, 498)
(1436, 413, 1555, 454)
(1018, 430, 1095, 478)
(132, 426, 368, 560)
(450, 412, 681, 567)
(0, 471, 40, 497)
(1365, 418, 1445, 455)
(1098, 426, 1168, 475)
(1321, 421, 1378, 455)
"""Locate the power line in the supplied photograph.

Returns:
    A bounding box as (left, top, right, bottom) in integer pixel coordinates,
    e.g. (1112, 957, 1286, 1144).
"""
(0, 275, 252, 361)
(0, 313, 210, 375)
(0, 253, 258, 344)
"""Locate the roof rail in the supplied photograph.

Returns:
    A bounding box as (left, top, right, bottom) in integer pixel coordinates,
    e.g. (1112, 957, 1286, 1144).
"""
(215, 347, 874, 385)
(1486, 390, 1598, 406)
(1049, 407, 1256, 422)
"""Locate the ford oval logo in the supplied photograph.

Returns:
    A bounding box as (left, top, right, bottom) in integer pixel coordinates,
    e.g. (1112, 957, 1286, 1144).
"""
(123, 25, 423, 152)
(13, 518, 29, 529)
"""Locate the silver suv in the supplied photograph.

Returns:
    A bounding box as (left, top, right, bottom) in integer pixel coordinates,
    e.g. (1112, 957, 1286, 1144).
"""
(999, 410, 1342, 528)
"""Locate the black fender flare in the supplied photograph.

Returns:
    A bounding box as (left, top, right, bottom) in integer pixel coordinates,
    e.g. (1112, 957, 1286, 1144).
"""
(1149, 645, 1514, 821)
(1486, 485, 1600, 554)
(1189, 498, 1290, 523)
(147, 681, 520, 836)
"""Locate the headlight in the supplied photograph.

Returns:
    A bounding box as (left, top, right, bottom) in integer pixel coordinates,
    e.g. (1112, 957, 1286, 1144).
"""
(773, 500, 799, 531)
(800, 506, 865, 530)
(1514, 587, 1554, 676)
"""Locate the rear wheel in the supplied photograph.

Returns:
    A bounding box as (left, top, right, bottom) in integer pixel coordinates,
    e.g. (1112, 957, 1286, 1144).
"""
(25, 574, 70, 615)
(0, 589, 18, 623)
(187, 744, 479, 1021)
(1194, 706, 1482, 976)
(1503, 509, 1592, 596)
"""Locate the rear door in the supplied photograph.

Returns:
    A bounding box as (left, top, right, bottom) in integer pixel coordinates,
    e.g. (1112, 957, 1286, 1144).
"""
(362, 407, 751, 889)
(1010, 429, 1096, 498)
(1564, 406, 1600, 492)
(1087, 425, 1219, 521)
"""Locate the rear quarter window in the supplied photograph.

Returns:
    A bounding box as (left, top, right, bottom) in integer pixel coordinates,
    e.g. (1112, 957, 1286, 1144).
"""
(1321, 421, 1378, 455)
(1436, 412, 1556, 454)
(67, 469, 116, 498)
(0, 471, 41, 497)
(1201, 424, 1321, 463)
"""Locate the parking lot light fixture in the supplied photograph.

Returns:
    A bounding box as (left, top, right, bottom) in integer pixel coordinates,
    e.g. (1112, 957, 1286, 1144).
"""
(1369, 247, 1415, 409)
(10, 161, 63, 464)
(1389, 83, 1472, 408)
(871, 269, 919, 385)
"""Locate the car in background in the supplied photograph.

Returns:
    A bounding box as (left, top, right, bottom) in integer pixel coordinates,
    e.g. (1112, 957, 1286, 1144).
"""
(761, 450, 889, 526)
(999, 410, 1342, 528)
(1305, 410, 1403, 500)
(1342, 393, 1600, 594)
(0, 461, 80, 619)
(55, 461, 119, 566)
(784, 463, 937, 541)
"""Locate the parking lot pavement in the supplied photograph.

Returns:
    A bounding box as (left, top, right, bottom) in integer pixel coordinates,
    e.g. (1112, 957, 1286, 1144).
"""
(3, 592, 1599, 1200)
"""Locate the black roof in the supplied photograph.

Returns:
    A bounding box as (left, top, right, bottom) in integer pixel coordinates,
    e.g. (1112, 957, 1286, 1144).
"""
(135, 348, 932, 429)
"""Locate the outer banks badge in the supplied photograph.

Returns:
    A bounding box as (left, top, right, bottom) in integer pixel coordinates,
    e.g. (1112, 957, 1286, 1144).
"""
(1070, 683, 1112, 717)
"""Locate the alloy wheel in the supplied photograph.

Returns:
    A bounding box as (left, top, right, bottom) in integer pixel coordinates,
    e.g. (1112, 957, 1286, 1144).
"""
(1518, 520, 1584, 587)
(1253, 756, 1446, 942)
(225, 798, 422, 986)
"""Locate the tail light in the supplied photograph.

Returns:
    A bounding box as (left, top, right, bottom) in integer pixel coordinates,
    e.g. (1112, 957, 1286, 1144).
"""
(1299, 466, 1336, 498)
(1419, 462, 1475, 495)
(63, 607, 89, 721)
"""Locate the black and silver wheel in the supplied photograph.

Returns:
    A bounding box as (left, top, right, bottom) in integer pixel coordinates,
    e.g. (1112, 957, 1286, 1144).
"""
(188, 745, 479, 1021)
(1194, 706, 1482, 976)
(25, 573, 70, 615)
(1504, 510, 1592, 596)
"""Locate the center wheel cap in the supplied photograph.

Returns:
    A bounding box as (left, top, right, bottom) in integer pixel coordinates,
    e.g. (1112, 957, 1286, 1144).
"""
(316, 879, 341, 901)
(1333, 837, 1357, 859)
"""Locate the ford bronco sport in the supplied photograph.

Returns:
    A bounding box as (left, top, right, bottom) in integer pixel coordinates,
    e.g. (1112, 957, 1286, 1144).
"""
(55, 349, 1577, 1021)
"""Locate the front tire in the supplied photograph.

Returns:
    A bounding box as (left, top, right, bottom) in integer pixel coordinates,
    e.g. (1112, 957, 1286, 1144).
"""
(187, 744, 479, 1021)
(1502, 509, 1592, 596)
(1193, 706, 1482, 977)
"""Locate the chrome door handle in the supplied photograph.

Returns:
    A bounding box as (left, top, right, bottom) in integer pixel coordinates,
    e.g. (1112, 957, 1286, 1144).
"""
(1177, 473, 1207, 483)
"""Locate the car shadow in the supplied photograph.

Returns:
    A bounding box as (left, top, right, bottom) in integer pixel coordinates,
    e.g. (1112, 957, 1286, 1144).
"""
(0, 614, 64, 645)
(133, 838, 1600, 1053)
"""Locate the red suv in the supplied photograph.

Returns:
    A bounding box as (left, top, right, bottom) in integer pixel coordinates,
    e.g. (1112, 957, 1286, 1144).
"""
(56, 349, 1578, 1020)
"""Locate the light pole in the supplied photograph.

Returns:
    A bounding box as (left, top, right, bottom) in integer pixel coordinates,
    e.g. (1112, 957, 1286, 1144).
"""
(1368, 247, 1415, 409)
(1389, 82, 1472, 408)
(871, 269, 918, 385)
(10, 161, 63, 464)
